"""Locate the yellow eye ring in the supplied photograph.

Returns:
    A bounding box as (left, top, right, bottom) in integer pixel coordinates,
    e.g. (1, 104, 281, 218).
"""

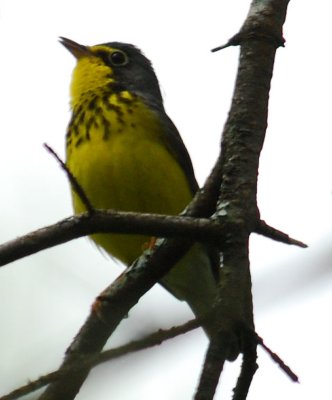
(109, 50, 128, 66)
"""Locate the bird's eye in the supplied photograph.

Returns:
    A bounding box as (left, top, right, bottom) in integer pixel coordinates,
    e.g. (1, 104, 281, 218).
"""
(109, 50, 128, 66)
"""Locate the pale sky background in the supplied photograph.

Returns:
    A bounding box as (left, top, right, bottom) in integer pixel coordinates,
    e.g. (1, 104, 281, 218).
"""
(0, 0, 331, 399)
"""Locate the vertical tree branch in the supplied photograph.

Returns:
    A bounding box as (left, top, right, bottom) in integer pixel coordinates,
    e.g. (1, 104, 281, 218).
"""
(232, 333, 258, 400)
(195, 0, 290, 397)
(194, 337, 226, 400)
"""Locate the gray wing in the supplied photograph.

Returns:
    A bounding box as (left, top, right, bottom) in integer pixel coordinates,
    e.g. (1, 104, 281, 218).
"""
(150, 103, 199, 195)
(148, 102, 221, 285)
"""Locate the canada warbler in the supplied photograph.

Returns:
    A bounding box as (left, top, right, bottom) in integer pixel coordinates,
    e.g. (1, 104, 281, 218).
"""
(60, 37, 218, 336)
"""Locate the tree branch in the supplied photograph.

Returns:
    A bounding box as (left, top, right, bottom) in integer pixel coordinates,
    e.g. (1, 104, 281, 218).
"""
(255, 220, 308, 248)
(0, 319, 200, 400)
(1, 322, 298, 400)
(44, 143, 94, 214)
(255, 333, 299, 382)
(0, 211, 306, 269)
(194, 336, 226, 399)
(195, 0, 292, 395)
(232, 330, 258, 400)
(0, 211, 222, 267)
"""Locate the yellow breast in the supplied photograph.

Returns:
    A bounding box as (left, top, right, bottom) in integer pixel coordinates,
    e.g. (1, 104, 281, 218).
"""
(66, 91, 193, 264)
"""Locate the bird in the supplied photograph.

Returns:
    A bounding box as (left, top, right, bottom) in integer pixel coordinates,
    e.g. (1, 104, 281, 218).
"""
(60, 37, 219, 336)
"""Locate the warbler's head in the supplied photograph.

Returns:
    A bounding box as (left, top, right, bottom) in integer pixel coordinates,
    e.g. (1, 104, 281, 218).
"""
(59, 37, 163, 108)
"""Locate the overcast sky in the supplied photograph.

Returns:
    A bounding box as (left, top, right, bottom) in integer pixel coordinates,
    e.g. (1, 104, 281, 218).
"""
(0, 1, 331, 399)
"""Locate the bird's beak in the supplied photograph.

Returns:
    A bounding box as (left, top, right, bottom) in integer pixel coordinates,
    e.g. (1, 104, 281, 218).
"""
(59, 37, 92, 59)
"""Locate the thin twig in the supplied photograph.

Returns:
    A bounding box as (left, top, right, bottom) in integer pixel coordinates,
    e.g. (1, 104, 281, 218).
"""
(211, 30, 285, 53)
(256, 333, 299, 383)
(255, 220, 308, 248)
(44, 143, 94, 214)
(211, 33, 243, 52)
(0, 319, 200, 400)
(240, 324, 299, 383)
